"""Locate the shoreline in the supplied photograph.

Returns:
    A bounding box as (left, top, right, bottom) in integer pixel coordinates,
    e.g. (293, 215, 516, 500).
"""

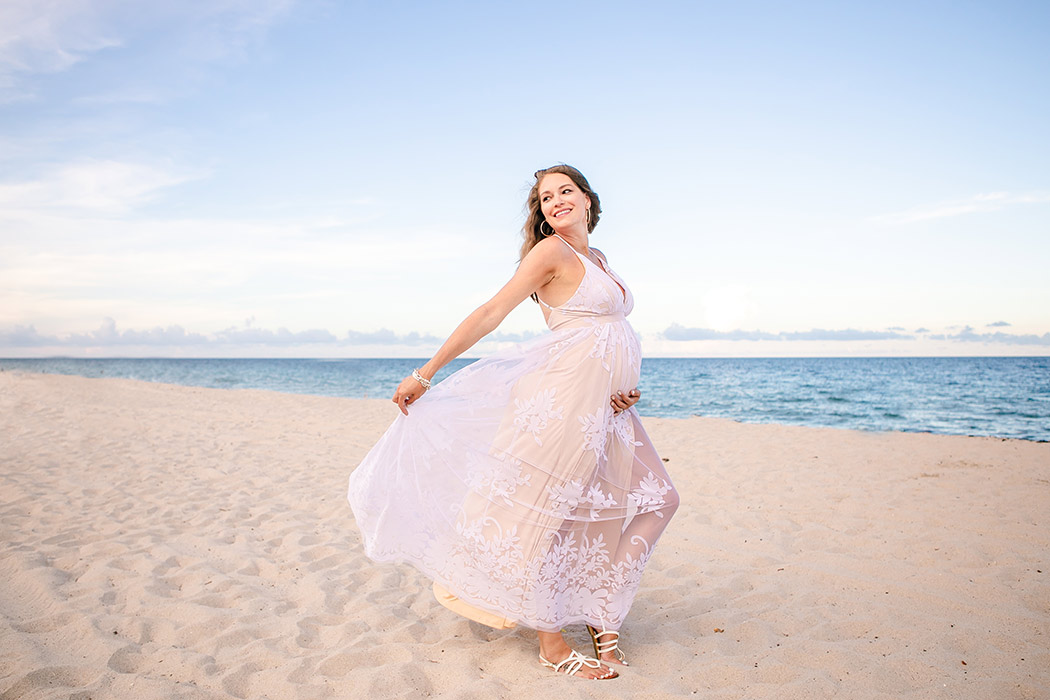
(1, 366, 1046, 444)
(2, 371, 1048, 699)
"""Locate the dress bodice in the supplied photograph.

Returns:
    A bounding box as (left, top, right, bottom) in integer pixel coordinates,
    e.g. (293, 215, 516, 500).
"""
(538, 235, 635, 330)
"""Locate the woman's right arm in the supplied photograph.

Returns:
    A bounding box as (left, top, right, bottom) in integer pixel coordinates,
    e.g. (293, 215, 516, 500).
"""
(392, 237, 567, 414)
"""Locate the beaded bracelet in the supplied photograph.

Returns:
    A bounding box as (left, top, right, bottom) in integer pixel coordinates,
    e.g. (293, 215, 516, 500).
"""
(412, 369, 432, 390)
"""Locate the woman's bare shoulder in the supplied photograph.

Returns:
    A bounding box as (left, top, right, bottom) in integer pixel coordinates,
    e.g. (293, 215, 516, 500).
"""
(526, 235, 575, 262)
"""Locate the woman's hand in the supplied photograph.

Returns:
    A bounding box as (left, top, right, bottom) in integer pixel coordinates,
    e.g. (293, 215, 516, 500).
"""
(610, 388, 641, 416)
(393, 374, 428, 415)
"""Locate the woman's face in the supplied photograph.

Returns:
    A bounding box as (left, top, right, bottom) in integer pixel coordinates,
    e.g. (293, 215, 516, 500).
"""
(539, 173, 589, 231)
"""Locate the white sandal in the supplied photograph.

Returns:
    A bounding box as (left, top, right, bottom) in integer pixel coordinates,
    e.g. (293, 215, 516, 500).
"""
(587, 624, 628, 665)
(538, 649, 618, 680)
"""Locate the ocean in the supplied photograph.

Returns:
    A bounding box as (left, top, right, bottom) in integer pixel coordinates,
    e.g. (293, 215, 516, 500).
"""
(2, 356, 1048, 442)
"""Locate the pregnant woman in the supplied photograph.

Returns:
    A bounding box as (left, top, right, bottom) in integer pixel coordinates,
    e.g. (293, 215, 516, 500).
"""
(347, 165, 679, 681)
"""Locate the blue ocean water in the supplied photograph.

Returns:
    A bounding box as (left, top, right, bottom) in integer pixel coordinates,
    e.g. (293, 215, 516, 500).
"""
(2, 356, 1048, 441)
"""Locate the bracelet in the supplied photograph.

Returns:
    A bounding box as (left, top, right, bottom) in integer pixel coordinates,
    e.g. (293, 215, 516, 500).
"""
(412, 368, 431, 390)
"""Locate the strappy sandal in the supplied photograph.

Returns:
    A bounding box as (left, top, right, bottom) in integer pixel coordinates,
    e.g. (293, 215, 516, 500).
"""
(587, 624, 628, 666)
(538, 649, 618, 680)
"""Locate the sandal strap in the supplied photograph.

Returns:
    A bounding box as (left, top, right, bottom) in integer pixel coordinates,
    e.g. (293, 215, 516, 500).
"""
(587, 625, 626, 662)
(539, 650, 602, 677)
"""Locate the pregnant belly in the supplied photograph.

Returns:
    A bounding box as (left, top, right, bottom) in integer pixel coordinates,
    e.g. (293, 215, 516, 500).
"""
(596, 321, 642, 391)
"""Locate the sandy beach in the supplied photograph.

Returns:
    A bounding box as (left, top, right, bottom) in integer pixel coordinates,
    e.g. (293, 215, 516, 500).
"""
(1, 371, 1047, 700)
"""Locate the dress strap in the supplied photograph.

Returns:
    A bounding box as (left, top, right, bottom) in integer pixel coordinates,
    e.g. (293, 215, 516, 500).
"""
(549, 233, 584, 259)
(536, 234, 584, 309)
(533, 234, 583, 308)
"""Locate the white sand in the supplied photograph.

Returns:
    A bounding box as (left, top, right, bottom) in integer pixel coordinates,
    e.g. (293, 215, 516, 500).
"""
(1, 371, 1047, 700)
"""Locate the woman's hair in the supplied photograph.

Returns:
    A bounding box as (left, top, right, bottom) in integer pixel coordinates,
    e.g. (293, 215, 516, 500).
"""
(520, 164, 602, 263)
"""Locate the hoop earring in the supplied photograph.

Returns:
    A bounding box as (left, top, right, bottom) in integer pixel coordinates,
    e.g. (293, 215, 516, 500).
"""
(539, 220, 554, 237)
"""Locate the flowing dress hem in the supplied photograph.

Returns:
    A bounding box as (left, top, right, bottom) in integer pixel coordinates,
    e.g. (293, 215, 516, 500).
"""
(361, 549, 624, 633)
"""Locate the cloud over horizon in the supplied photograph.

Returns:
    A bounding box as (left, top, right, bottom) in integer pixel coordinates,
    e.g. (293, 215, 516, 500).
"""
(663, 324, 915, 342)
(929, 326, 1050, 346)
(2, 318, 460, 349)
(661, 323, 1050, 347)
(5, 319, 1049, 355)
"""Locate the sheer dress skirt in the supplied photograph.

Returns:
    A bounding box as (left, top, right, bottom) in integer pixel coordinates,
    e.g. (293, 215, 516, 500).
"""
(347, 315, 679, 632)
(348, 235, 678, 632)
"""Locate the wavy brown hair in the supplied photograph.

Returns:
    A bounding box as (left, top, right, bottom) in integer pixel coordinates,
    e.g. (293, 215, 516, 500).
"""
(519, 164, 602, 263)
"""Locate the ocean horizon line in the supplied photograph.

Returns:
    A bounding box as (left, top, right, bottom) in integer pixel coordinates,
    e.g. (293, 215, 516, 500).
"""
(4, 354, 1050, 361)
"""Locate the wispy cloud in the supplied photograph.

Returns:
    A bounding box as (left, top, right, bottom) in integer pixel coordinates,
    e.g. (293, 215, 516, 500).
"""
(0, 320, 195, 347)
(663, 323, 1050, 346)
(0, 0, 121, 97)
(871, 191, 1050, 224)
(184, 0, 295, 62)
(0, 324, 54, 347)
(663, 324, 913, 342)
(664, 325, 779, 341)
(0, 159, 202, 214)
(345, 329, 443, 346)
(6, 319, 1050, 356)
(216, 326, 339, 345)
(0, 0, 294, 101)
(63, 317, 212, 346)
(986, 320, 1011, 328)
(781, 329, 915, 341)
(0, 319, 446, 349)
(929, 326, 1050, 346)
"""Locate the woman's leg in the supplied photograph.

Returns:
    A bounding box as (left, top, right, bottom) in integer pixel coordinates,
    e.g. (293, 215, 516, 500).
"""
(589, 414, 680, 665)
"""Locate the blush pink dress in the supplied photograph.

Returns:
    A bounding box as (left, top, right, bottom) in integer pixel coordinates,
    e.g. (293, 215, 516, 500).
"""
(347, 234, 679, 632)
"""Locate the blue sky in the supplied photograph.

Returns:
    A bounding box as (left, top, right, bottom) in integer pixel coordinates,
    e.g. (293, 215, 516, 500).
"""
(2, 0, 1048, 357)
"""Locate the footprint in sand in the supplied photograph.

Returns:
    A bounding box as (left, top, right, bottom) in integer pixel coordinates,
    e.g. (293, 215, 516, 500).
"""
(12, 611, 80, 634)
(0, 666, 101, 700)
(107, 645, 147, 674)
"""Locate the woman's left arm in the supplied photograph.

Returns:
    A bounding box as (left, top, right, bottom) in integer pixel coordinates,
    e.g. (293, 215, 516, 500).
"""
(391, 240, 563, 414)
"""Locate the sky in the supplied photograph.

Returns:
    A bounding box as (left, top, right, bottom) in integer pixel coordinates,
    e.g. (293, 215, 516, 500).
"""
(1, 0, 1049, 358)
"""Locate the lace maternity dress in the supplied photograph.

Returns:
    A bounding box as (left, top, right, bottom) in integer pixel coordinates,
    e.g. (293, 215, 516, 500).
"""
(347, 234, 678, 632)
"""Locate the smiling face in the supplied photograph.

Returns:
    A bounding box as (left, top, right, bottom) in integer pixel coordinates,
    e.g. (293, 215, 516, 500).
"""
(520, 164, 602, 263)
(539, 172, 590, 231)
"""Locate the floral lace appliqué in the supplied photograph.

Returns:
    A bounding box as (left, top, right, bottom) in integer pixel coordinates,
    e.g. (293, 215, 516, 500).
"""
(578, 408, 611, 460)
(434, 519, 661, 628)
(546, 479, 586, 517)
(464, 453, 532, 508)
(547, 479, 620, 519)
(609, 410, 642, 448)
(560, 270, 615, 314)
(623, 471, 675, 532)
(513, 388, 564, 445)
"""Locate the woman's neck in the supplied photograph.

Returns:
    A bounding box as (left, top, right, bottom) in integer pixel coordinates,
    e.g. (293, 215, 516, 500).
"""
(554, 225, 589, 255)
